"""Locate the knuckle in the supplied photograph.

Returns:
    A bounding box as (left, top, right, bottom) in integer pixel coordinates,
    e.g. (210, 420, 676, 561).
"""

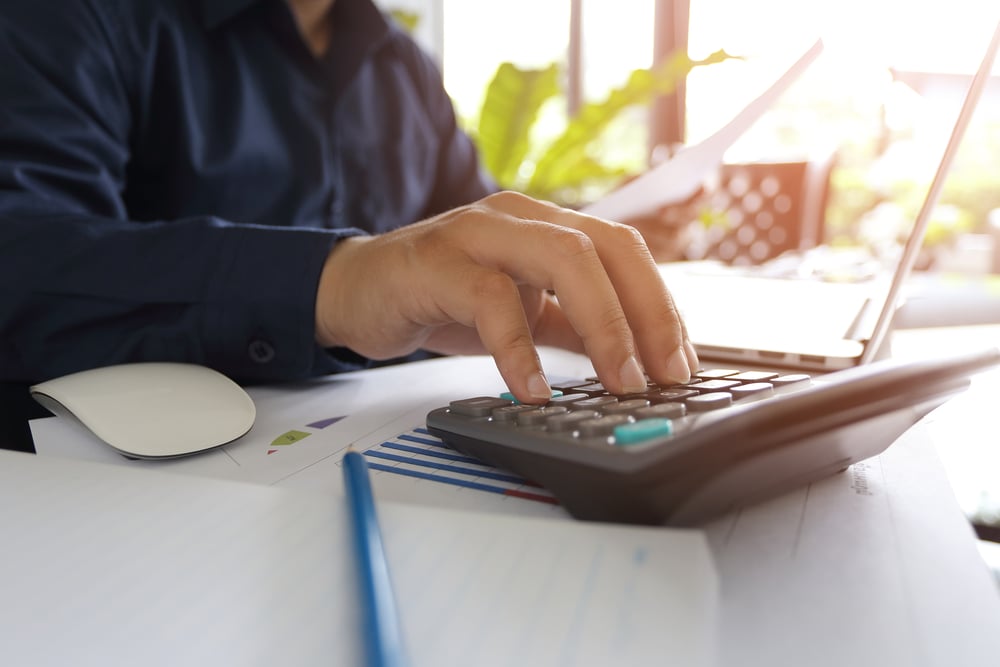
(548, 227, 597, 261)
(604, 220, 649, 250)
(470, 270, 517, 302)
(484, 189, 527, 208)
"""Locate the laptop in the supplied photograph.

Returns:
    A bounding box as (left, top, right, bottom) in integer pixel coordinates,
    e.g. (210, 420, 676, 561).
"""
(659, 21, 1000, 374)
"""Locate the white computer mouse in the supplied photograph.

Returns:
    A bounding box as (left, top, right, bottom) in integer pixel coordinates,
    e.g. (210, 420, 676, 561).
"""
(30, 362, 256, 459)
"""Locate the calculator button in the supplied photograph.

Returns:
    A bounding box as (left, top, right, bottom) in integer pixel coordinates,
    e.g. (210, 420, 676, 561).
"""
(730, 382, 774, 399)
(601, 398, 651, 415)
(633, 403, 686, 420)
(577, 414, 632, 437)
(516, 406, 569, 426)
(688, 379, 741, 392)
(572, 382, 609, 395)
(570, 396, 620, 411)
(727, 371, 779, 382)
(500, 390, 562, 403)
(694, 369, 741, 379)
(545, 410, 600, 432)
(450, 396, 513, 417)
(547, 393, 590, 407)
(491, 404, 537, 422)
(772, 374, 811, 386)
(649, 388, 698, 403)
(549, 379, 589, 392)
(613, 418, 673, 446)
(686, 392, 733, 412)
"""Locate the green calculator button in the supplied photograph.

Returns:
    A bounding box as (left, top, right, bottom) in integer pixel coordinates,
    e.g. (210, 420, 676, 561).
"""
(613, 418, 673, 446)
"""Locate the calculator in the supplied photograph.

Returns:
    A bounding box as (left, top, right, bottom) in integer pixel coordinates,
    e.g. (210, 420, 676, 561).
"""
(426, 347, 1000, 526)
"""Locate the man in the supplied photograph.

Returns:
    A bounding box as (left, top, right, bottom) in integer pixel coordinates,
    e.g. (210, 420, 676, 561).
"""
(0, 0, 698, 405)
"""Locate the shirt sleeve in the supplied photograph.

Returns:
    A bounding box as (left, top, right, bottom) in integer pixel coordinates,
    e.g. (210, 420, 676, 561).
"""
(0, 3, 364, 383)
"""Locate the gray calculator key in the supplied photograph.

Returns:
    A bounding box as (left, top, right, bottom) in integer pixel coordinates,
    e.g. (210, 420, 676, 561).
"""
(578, 414, 632, 437)
(572, 382, 609, 395)
(450, 396, 513, 417)
(689, 379, 741, 392)
(772, 374, 811, 386)
(571, 395, 619, 411)
(550, 379, 589, 392)
(516, 406, 569, 426)
(491, 404, 537, 422)
(650, 388, 698, 403)
(633, 402, 686, 420)
(601, 398, 651, 415)
(695, 369, 741, 379)
(730, 382, 774, 399)
(546, 410, 600, 432)
(686, 392, 733, 412)
(727, 371, 779, 382)
(547, 393, 590, 407)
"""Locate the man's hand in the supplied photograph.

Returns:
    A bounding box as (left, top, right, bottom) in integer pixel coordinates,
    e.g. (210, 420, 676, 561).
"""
(315, 191, 699, 404)
(620, 186, 708, 263)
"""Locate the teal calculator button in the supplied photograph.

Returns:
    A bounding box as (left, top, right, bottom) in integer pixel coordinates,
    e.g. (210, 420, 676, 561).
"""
(499, 389, 563, 404)
(613, 418, 673, 446)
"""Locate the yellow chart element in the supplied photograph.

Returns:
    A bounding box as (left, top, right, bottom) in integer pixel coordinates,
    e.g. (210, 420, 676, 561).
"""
(271, 430, 312, 446)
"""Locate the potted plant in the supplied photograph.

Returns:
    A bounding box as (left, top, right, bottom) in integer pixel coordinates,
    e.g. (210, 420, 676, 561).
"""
(468, 49, 735, 207)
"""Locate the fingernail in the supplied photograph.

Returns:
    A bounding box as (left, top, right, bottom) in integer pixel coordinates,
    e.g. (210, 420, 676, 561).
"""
(619, 355, 647, 394)
(666, 347, 691, 384)
(526, 371, 552, 401)
(684, 339, 701, 374)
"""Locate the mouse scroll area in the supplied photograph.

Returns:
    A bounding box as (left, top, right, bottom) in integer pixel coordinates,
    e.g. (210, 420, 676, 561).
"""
(29, 363, 256, 459)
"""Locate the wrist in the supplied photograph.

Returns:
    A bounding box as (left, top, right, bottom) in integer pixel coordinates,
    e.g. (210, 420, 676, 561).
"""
(315, 235, 369, 348)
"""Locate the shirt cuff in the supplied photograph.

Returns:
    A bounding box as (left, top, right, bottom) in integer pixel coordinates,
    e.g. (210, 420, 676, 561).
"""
(204, 224, 369, 381)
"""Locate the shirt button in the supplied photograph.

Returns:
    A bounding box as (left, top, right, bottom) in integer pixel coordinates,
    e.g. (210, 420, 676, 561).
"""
(248, 338, 276, 364)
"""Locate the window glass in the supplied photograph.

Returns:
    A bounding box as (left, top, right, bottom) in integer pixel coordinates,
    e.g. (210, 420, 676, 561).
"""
(440, 1, 657, 204)
(688, 0, 1000, 266)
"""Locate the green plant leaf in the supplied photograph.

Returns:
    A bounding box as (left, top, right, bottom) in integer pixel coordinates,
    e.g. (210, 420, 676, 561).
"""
(527, 49, 736, 196)
(475, 62, 561, 189)
(524, 158, 630, 203)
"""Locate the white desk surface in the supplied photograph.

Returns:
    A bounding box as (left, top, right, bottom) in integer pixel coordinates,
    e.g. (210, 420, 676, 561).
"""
(25, 334, 1000, 666)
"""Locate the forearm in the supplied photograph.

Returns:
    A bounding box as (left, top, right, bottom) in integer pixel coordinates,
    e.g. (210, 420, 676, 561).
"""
(0, 212, 367, 383)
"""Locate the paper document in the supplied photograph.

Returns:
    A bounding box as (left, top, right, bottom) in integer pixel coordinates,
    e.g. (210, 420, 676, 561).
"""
(583, 39, 824, 222)
(26, 350, 1000, 665)
(0, 450, 718, 667)
(29, 351, 595, 519)
(703, 387, 1000, 667)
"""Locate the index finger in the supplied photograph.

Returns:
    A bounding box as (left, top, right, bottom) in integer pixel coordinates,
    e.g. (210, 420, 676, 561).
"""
(478, 193, 697, 386)
(448, 193, 694, 391)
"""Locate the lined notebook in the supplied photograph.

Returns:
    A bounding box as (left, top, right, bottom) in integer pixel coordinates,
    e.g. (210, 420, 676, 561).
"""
(0, 450, 717, 666)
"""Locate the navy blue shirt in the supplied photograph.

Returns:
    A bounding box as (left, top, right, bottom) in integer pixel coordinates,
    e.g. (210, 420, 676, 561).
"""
(0, 0, 495, 383)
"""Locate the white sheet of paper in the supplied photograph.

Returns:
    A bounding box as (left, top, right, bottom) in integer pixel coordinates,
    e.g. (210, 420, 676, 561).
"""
(30, 350, 594, 518)
(703, 385, 1000, 667)
(0, 450, 718, 667)
(582, 39, 824, 222)
(27, 350, 1000, 665)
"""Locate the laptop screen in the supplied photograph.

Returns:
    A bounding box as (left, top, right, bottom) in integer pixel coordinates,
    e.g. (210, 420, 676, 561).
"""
(860, 19, 1000, 363)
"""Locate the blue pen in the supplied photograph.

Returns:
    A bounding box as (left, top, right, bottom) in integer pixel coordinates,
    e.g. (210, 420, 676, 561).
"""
(342, 450, 409, 667)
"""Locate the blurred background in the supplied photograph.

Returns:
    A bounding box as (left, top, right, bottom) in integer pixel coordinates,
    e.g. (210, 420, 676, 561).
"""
(386, 0, 1000, 275)
(385, 0, 1000, 574)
